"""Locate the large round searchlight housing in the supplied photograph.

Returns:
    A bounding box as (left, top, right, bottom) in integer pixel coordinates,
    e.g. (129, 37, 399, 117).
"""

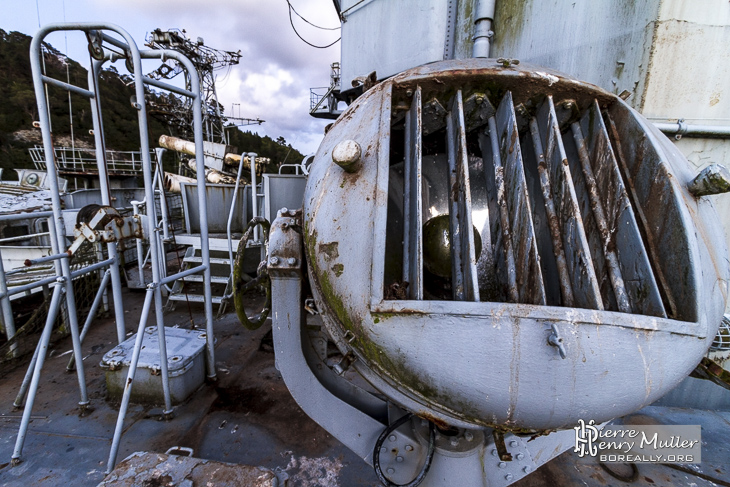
(303, 58, 729, 431)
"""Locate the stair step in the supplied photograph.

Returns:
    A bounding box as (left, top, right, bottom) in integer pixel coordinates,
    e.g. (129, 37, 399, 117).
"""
(178, 274, 229, 284)
(168, 294, 224, 304)
(183, 257, 231, 265)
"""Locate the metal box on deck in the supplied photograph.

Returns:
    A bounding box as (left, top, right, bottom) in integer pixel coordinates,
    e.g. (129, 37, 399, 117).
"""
(101, 326, 208, 405)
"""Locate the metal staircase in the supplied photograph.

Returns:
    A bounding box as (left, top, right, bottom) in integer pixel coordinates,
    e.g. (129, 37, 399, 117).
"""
(165, 246, 232, 317)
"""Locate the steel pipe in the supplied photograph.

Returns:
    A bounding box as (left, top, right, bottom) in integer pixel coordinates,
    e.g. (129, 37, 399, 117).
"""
(106, 287, 154, 473)
(11, 282, 64, 464)
(653, 121, 730, 139)
(473, 0, 496, 58)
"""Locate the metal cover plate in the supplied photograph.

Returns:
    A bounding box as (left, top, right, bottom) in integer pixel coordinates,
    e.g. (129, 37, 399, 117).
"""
(101, 326, 207, 374)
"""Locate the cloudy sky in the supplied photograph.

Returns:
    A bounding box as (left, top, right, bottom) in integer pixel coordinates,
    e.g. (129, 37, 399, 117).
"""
(1, 0, 341, 156)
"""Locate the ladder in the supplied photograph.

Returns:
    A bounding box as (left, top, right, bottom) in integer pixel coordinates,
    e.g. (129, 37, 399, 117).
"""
(165, 246, 232, 317)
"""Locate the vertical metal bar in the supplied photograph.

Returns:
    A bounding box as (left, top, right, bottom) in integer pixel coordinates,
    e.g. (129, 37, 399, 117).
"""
(495, 92, 546, 304)
(579, 101, 665, 318)
(250, 153, 260, 242)
(127, 46, 173, 413)
(528, 119, 575, 306)
(402, 86, 423, 299)
(447, 90, 479, 301)
(11, 282, 64, 464)
(0, 249, 17, 355)
(31, 27, 90, 409)
(66, 269, 112, 371)
(89, 59, 126, 344)
(133, 202, 145, 286)
(605, 114, 677, 318)
(571, 119, 631, 313)
(106, 287, 154, 473)
(227, 152, 247, 281)
(155, 148, 170, 241)
(534, 96, 602, 310)
(486, 117, 519, 302)
(13, 337, 41, 408)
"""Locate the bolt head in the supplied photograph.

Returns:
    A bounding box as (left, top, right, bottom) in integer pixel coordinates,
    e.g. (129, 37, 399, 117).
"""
(464, 431, 474, 442)
(405, 445, 413, 452)
(269, 257, 279, 265)
(287, 257, 297, 265)
(332, 140, 361, 173)
(280, 207, 289, 215)
(389, 435, 397, 442)
(406, 89, 413, 97)
(450, 438, 459, 447)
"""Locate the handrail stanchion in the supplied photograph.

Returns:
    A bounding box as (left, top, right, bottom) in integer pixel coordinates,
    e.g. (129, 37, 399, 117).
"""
(88, 58, 126, 345)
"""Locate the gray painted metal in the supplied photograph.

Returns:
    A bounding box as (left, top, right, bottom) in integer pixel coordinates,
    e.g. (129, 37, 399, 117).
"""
(262, 174, 308, 225)
(447, 90, 479, 301)
(482, 118, 519, 302)
(571, 121, 632, 313)
(303, 58, 728, 433)
(535, 97, 602, 309)
(581, 101, 665, 317)
(11, 281, 64, 462)
(101, 326, 207, 404)
(269, 210, 577, 486)
(267, 214, 385, 464)
(181, 182, 249, 234)
(19, 23, 215, 472)
(495, 91, 546, 305)
(339, 0, 450, 90)
(402, 86, 423, 299)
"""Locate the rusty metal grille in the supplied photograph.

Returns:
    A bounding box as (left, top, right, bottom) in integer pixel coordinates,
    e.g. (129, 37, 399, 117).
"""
(384, 87, 669, 318)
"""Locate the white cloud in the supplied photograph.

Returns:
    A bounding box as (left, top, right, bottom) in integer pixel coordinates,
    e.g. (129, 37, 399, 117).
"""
(8, 0, 342, 155)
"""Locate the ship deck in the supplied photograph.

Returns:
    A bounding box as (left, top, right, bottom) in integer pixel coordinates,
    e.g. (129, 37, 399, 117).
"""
(0, 287, 728, 487)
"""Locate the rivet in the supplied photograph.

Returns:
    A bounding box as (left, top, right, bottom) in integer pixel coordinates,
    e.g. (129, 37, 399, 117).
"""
(516, 453, 524, 461)
(396, 456, 404, 463)
(523, 466, 531, 473)
(405, 445, 413, 452)
(381, 447, 386, 453)
(498, 462, 507, 469)
(505, 473, 514, 481)
(492, 449, 499, 457)
(450, 438, 459, 447)
(387, 468, 395, 474)
(464, 432, 474, 442)
(389, 435, 397, 442)
(332, 140, 361, 173)
(281, 207, 289, 214)
(510, 440, 519, 448)
(269, 257, 279, 265)
(406, 89, 413, 97)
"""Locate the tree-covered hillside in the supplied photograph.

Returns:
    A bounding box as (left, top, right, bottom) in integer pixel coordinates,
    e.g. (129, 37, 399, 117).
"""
(0, 29, 303, 177)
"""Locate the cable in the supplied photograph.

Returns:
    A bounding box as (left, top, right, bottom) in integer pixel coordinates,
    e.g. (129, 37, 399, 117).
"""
(286, 0, 340, 30)
(372, 413, 436, 487)
(286, 2, 341, 49)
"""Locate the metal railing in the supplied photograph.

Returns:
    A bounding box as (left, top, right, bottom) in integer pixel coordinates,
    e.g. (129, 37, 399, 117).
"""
(12, 23, 215, 475)
(29, 146, 153, 175)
